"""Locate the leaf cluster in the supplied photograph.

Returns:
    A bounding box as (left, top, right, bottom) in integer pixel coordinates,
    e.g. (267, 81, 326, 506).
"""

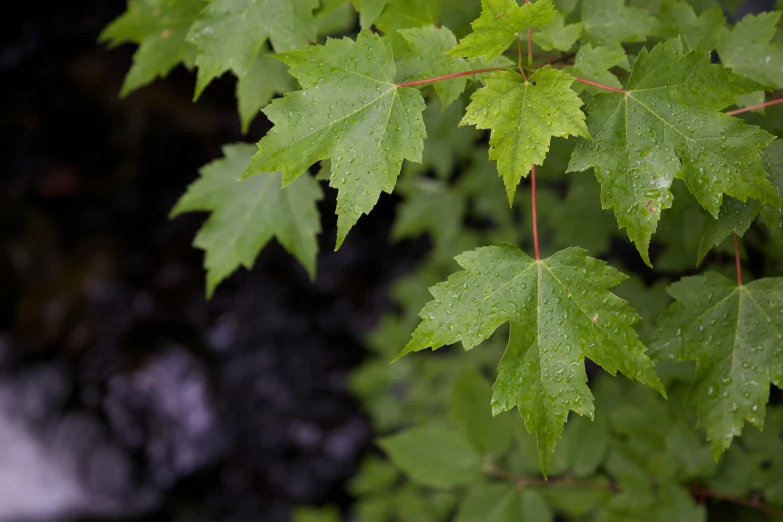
(101, 0, 783, 519)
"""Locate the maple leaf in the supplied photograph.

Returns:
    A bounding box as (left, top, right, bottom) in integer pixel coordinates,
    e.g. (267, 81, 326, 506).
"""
(396, 26, 471, 109)
(697, 140, 783, 261)
(717, 12, 783, 90)
(570, 43, 626, 95)
(533, 11, 583, 52)
(99, 0, 205, 97)
(448, 0, 556, 62)
(396, 245, 664, 473)
(170, 143, 323, 297)
(657, 0, 725, 53)
(461, 67, 590, 203)
(651, 273, 783, 458)
(236, 48, 296, 134)
(580, 0, 656, 49)
(568, 38, 780, 266)
(242, 31, 426, 248)
(186, 0, 318, 99)
(353, 0, 390, 28)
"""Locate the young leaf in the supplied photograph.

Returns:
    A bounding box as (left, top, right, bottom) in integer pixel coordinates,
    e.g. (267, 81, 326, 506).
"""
(170, 143, 323, 297)
(397, 245, 664, 473)
(186, 0, 318, 98)
(461, 67, 590, 203)
(242, 31, 426, 248)
(99, 0, 204, 97)
(236, 48, 296, 134)
(657, 0, 725, 53)
(568, 38, 779, 265)
(717, 12, 783, 90)
(448, 0, 556, 62)
(378, 424, 482, 488)
(534, 12, 583, 52)
(580, 0, 657, 49)
(651, 273, 783, 458)
(397, 26, 471, 109)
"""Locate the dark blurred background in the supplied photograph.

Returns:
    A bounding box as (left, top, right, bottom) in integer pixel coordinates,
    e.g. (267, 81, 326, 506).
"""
(0, 1, 432, 521)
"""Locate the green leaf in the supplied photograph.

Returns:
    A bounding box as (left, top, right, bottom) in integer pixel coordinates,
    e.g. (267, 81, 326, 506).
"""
(379, 424, 482, 487)
(451, 367, 512, 456)
(533, 12, 583, 52)
(456, 485, 553, 522)
(348, 456, 399, 496)
(375, 0, 441, 42)
(570, 43, 626, 95)
(697, 140, 783, 261)
(568, 38, 779, 265)
(353, 0, 390, 27)
(760, 140, 783, 244)
(99, 0, 204, 97)
(455, 484, 519, 522)
(243, 31, 426, 248)
(651, 272, 783, 458)
(236, 48, 296, 134)
(391, 178, 467, 257)
(657, 0, 725, 52)
(580, 0, 657, 49)
(461, 67, 590, 203)
(398, 245, 664, 474)
(186, 0, 318, 98)
(448, 0, 556, 61)
(717, 11, 783, 90)
(697, 197, 760, 263)
(734, 91, 767, 115)
(170, 143, 323, 297)
(406, 97, 480, 180)
(549, 173, 619, 255)
(397, 26, 471, 109)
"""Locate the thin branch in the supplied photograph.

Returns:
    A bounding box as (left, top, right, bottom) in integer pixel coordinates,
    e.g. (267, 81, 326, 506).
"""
(725, 96, 783, 116)
(691, 485, 783, 519)
(516, 34, 528, 82)
(484, 465, 616, 491)
(396, 67, 510, 88)
(574, 77, 626, 93)
(734, 233, 743, 286)
(484, 466, 783, 518)
(531, 165, 541, 261)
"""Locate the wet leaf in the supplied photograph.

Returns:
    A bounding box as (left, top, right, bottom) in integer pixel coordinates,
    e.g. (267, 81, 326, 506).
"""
(243, 31, 426, 248)
(462, 67, 590, 203)
(397, 26, 471, 108)
(568, 38, 779, 265)
(397, 245, 664, 474)
(651, 273, 783, 458)
(170, 143, 322, 297)
(99, 0, 205, 96)
(717, 11, 783, 89)
(186, 0, 318, 98)
(448, 0, 556, 62)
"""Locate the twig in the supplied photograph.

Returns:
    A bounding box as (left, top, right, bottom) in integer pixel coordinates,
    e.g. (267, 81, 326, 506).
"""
(396, 67, 509, 88)
(725, 96, 783, 116)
